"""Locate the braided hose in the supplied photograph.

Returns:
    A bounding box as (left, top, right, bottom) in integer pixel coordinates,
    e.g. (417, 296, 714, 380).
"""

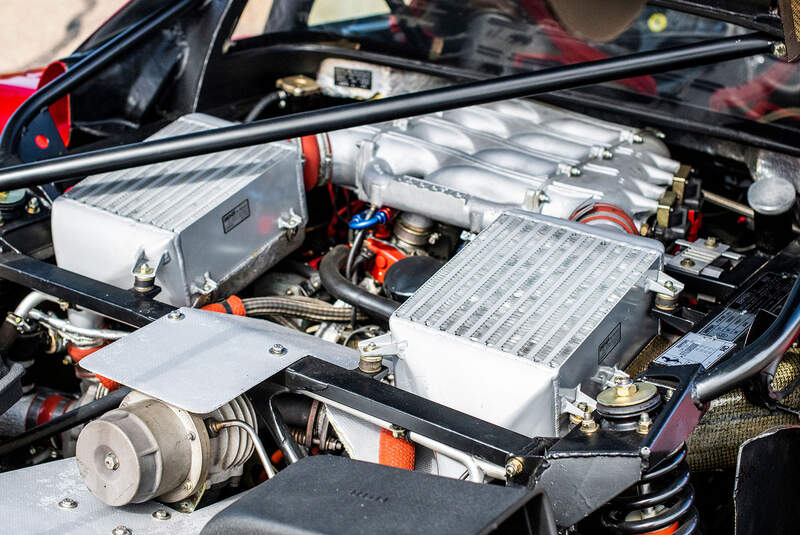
(241, 296, 367, 322)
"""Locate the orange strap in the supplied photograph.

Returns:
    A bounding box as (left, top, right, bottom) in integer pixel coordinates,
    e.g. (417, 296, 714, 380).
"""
(378, 428, 415, 470)
(202, 295, 246, 316)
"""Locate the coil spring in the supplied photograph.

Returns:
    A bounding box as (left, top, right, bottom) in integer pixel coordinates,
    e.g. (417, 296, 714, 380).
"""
(601, 444, 699, 534)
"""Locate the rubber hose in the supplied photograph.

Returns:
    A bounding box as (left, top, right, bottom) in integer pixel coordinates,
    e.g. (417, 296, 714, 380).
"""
(319, 245, 400, 321)
(694, 274, 800, 404)
(0, 387, 130, 457)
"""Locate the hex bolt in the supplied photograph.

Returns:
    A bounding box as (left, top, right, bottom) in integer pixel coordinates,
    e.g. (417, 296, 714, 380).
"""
(136, 263, 154, 275)
(58, 498, 78, 509)
(269, 343, 287, 355)
(183, 480, 193, 491)
(104, 452, 119, 471)
(601, 149, 614, 160)
(569, 166, 582, 177)
(664, 280, 674, 291)
(615, 377, 637, 398)
(704, 236, 718, 248)
(632, 134, 644, 144)
(505, 457, 524, 477)
(167, 311, 184, 321)
(773, 42, 788, 58)
(152, 509, 171, 521)
(580, 413, 599, 434)
(111, 527, 132, 535)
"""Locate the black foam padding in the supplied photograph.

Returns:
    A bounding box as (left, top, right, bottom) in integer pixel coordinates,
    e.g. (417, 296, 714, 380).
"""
(201, 455, 556, 535)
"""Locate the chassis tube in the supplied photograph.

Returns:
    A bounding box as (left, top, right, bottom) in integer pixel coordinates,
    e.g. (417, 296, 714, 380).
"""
(0, 34, 774, 189)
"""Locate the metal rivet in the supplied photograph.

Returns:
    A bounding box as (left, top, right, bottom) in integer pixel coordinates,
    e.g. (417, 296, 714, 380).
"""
(104, 452, 119, 471)
(112, 527, 132, 535)
(152, 509, 171, 521)
(269, 343, 287, 355)
(167, 311, 184, 321)
(58, 498, 78, 509)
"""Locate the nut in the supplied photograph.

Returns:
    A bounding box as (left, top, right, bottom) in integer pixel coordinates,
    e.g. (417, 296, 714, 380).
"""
(152, 509, 171, 521)
(104, 452, 119, 471)
(773, 42, 788, 58)
(505, 457, 524, 477)
(580, 414, 599, 434)
(637, 412, 652, 435)
(58, 498, 78, 509)
(269, 343, 287, 355)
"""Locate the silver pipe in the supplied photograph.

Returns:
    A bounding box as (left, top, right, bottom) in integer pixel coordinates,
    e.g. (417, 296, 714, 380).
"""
(301, 391, 505, 481)
(14, 291, 59, 318)
(208, 419, 277, 479)
(27, 309, 130, 340)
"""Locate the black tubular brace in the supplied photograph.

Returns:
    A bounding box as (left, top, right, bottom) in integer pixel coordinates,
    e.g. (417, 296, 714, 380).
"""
(0, 33, 774, 189)
(694, 275, 800, 404)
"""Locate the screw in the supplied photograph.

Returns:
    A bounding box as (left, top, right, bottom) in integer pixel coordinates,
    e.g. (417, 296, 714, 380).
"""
(152, 509, 171, 521)
(537, 191, 551, 204)
(186, 432, 195, 441)
(664, 280, 674, 290)
(601, 149, 614, 160)
(183, 480, 193, 491)
(363, 342, 378, 352)
(505, 457, 524, 477)
(569, 166, 582, 177)
(58, 498, 78, 509)
(167, 311, 184, 321)
(111, 527, 132, 535)
(632, 134, 644, 144)
(773, 42, 788, 58)
(269, 343, 287, 355)
(680, 258, 695, 268)
(104, 452, 119, 471)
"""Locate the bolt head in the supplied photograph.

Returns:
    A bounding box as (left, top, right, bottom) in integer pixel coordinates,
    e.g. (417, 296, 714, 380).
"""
(104, 452, 119, 471)
(505, 457, 524, 477)
(183, 480, 193, 491)
(269, 343, 287, 355)
(152, 509, 171, 520)
(680, 257, 695, 268)
(704, 236, 718, 248)
(664, 280, 674, 290)
(773, 42, 788, 58)
(167, 311, 184, 321)
(58, 498, 78, 509)
(112, 527, 132, 535)
(137, 263, 153, 275)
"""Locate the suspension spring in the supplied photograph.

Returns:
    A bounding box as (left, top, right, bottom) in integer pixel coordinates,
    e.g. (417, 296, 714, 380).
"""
(601, 443, 699, 534)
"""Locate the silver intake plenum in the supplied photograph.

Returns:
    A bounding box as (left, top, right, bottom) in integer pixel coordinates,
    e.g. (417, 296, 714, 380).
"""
(329, 99, 682, 232)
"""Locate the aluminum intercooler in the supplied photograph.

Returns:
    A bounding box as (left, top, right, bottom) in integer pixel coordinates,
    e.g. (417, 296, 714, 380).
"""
(390, 210, 665, 437)
(51, 114, 306, 307)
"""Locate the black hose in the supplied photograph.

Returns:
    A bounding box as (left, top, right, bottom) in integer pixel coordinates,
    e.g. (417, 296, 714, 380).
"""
(244, 91, 282, 123)
(319, 245, 400, 321)
(693, 275, 800, 404)
(0, 387, 130, 457)
(0, 34, 773, 189)
(266, 389, 305, 464)
(241, 296, 366, 322)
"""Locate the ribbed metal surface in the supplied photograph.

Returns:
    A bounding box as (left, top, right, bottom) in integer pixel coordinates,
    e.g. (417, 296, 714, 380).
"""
(64, 115, 293, 232)
(396, 212, 659, 366)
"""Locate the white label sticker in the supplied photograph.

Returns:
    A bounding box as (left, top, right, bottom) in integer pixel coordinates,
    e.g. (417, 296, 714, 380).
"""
(655, 332, 735, 368)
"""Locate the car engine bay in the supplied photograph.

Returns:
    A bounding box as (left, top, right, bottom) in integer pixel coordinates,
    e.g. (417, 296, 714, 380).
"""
(1, 1, 800, 534)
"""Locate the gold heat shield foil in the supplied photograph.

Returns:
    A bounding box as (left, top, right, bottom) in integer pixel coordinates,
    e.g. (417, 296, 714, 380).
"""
(627, 338, 800, 471)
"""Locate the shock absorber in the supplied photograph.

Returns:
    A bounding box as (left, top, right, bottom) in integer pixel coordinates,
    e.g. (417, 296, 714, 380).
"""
(601, 443, 699, 534)
(594, 376, 699, 534)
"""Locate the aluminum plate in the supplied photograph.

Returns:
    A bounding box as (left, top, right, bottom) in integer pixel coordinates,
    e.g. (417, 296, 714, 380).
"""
(0, 459, 236, 535)
(80, 308, 359, 413)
